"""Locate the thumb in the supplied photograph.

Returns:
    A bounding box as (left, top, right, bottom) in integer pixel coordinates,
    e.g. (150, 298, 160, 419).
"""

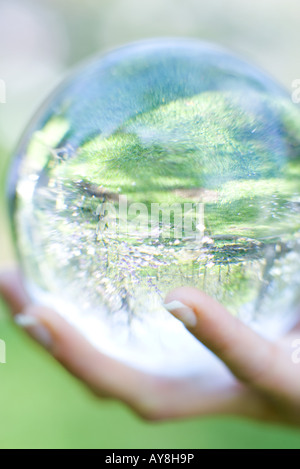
(164, 287, 280, 393)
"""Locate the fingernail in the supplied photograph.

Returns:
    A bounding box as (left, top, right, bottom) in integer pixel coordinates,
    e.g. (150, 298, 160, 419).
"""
(14, 313, 53, 350)
(163, 300, 197, 328)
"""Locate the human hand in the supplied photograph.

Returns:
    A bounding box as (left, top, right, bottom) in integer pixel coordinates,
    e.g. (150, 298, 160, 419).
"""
(1, 269, 300, 425)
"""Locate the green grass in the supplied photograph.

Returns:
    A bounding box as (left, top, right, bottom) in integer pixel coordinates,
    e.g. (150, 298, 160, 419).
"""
(31, 90, 300, 243)
(56, 91, 295, 192)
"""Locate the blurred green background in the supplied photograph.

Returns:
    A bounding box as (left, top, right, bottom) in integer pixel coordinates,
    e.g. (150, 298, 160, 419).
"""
(1, 0, 300, 449)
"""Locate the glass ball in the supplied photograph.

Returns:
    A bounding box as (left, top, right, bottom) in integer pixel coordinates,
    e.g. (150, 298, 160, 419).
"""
(9, 39, 300, 377)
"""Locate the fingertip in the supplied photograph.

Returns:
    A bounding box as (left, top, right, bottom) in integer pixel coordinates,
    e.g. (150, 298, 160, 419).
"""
(163, 299, 197, 328)
(15, 308, 54, 350)
(17, 304, 78, 354)
(164, 286, 228, 326)
(14, 304, 67, 351)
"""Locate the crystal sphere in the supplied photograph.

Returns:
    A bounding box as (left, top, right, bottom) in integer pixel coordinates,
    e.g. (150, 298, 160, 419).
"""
(9, 39, 300, 376)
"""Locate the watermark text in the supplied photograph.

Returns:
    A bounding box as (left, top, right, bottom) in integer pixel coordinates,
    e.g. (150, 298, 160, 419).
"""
(96, 197, 205, 240)
(0, 79, 6, 104)
(0, 339, 6, 364)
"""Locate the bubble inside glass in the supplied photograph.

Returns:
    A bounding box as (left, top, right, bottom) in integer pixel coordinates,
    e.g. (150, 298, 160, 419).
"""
(9, 39, 300, 376)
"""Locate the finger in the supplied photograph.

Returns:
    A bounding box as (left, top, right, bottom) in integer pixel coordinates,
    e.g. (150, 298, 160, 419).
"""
(14, 304, 271, 421)
(164, 287, 286, 396)
(8, 283, 281, 422)
(0, 269, 29, 314)
(0, 270, 249, 419)
(14, 304, 158, 405)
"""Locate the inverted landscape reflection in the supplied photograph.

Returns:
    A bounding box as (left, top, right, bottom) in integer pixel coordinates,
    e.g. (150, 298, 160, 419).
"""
(10, 39, 300, 376)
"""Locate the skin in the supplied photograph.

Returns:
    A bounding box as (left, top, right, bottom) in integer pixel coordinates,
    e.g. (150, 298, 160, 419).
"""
(0, 269, 300, 425)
